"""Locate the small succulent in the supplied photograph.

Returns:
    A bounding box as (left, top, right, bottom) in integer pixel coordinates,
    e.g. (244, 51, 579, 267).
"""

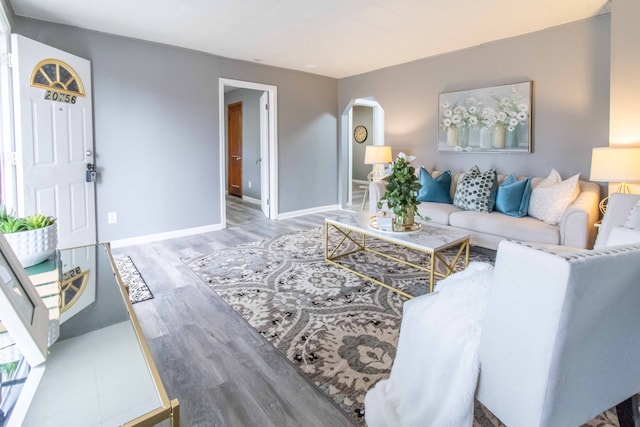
(24, 214, 56, 230)
(0, 216, 27, 233)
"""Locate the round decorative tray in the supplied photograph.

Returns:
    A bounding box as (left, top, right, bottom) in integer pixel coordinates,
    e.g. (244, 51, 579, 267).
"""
(369, 219, 422, 233)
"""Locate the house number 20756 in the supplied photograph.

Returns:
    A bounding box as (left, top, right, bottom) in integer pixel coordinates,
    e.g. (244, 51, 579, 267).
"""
(44, 90, 77, 104)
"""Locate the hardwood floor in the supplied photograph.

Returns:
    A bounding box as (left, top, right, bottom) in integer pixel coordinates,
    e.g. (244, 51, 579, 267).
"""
(114, 195, 360, 427)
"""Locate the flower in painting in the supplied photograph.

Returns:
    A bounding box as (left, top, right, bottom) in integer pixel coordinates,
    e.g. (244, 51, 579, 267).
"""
(440, 96, 483, 130)
(493, 85, 529, 128)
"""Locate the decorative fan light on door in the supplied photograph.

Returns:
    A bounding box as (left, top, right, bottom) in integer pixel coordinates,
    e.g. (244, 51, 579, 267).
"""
(30, 58, 85, 103)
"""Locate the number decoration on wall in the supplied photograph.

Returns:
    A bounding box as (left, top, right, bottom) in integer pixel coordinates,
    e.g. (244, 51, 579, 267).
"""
(30, 58, 85, 104)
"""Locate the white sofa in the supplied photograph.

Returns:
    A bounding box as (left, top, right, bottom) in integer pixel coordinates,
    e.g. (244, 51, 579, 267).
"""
(369, 171, 601, 250)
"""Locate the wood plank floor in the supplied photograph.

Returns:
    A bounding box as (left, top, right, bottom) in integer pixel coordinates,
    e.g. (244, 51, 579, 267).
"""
(114, 195, 362, 427)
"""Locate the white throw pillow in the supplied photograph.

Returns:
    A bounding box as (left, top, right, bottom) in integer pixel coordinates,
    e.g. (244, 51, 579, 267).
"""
(623, 200, 640, 229)
(527, 169, 580, 225)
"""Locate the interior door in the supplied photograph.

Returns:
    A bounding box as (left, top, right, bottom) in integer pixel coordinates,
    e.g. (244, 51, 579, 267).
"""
(227, 102, 242, 197)
(11, 34, 96, 250)
(259, 92, 269, 217)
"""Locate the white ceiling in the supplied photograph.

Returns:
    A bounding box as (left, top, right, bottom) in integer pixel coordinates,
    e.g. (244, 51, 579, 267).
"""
(9, 0, 611, 79)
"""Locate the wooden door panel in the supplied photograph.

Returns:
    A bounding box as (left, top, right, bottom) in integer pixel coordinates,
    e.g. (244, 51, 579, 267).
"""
(228, 102, 242, 197)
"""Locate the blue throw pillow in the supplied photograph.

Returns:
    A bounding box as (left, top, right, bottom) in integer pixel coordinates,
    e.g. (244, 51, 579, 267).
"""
(417, 168, 453, 204)
(496, 173, 532, 217)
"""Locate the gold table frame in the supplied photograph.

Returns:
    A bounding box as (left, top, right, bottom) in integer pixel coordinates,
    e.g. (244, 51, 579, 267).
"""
(325, 218, 470, 298)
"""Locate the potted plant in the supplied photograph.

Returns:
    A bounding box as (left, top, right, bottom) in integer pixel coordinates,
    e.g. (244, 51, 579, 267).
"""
(377, 152, 427, 231)
(0, 207, 57, 267)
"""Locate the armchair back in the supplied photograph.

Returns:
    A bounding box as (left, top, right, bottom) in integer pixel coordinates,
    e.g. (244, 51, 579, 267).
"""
(477, 240, 640, 426)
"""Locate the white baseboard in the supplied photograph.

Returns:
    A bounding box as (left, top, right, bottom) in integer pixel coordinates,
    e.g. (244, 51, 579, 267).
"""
(276, 204, 341, 220)
(242, 195, 261, 205)
(108, 223, 224, 248)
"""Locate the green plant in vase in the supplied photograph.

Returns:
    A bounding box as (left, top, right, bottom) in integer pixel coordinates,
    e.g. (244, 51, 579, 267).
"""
(0, 206, 57, 267)
(377, 152, 428, 231)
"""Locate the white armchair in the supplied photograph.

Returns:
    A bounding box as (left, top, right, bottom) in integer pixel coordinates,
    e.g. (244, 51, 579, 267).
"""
(365, 192, 640, 426)
(476, 239, 640, 426)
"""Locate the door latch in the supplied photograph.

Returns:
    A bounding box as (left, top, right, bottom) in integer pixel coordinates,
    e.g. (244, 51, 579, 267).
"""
(86, 163, 97, 183)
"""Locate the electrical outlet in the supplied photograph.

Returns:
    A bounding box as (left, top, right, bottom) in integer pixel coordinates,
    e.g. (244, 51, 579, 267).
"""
(248, 180, 252, 188)
(107, 212, 118, 224)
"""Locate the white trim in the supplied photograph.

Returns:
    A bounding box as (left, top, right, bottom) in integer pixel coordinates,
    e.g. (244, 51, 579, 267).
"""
(0, 8, 16, 210)
(352, 179, 368, 185)
(276, 204, 341, 220)
(219, 78, 278, 227)
(108, 223, 223, 248)
(242, 195, 260, 205)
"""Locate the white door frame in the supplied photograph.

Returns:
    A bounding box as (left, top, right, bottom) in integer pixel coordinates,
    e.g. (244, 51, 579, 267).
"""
(0, 8, 15, 209)
(340, 98, 384, 207)
(218, 78, 278, 227)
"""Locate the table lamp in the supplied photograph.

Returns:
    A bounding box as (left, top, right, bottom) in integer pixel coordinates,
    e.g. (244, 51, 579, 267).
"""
(590, 146, 640, 214)
(364, 145, 392, 181)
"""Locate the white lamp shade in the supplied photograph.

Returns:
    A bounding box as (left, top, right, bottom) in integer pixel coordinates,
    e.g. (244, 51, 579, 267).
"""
(364, 145, 392, 164)
(590, 147, 640, 182)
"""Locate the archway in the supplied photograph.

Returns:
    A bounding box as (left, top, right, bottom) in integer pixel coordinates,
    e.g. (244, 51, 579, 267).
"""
(339, 98, 385, 208)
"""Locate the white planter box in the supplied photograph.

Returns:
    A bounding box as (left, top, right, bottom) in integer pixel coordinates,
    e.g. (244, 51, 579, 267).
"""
(4, 224, 58, 268)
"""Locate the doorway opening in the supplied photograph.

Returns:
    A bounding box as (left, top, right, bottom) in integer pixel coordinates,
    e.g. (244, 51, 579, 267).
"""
(340, 98, 385, 209)
(219, 78, 278, 228)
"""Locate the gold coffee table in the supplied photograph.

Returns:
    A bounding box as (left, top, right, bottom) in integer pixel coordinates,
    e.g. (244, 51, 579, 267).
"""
(325, 212, 470, 298)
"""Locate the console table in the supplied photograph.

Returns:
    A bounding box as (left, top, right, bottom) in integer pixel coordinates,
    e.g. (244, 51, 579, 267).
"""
(19, 243, 179, 426)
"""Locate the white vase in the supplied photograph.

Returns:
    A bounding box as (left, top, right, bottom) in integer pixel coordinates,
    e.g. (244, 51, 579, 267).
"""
(480, 127, 493, 149)
(5, 224, 58, 267)
(493, 125, 506, 149)
(446, 127, 458, 147)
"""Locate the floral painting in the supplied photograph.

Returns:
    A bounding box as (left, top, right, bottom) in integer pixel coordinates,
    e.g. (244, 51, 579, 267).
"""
(437, 81, 532, 153)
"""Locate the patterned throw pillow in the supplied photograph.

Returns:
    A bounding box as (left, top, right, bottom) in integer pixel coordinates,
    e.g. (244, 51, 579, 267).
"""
(453, 166, 497, 212)
(528, 169, 580, 225)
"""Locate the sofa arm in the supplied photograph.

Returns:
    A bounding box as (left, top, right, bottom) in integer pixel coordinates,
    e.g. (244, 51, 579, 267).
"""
(369, 179, 387, 212)
(559, 181, 600, 249)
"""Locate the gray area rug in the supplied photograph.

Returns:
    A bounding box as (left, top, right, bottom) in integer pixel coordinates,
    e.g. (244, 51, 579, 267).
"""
(185, 227, 624, 426)
(113, 255, 154, 304)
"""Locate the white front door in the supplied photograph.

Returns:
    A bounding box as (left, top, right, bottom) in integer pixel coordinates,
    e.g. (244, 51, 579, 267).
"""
(10, 34, 96, 250)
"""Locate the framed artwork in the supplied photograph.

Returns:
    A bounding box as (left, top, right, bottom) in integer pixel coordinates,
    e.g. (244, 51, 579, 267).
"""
(437, 81, 532, 153)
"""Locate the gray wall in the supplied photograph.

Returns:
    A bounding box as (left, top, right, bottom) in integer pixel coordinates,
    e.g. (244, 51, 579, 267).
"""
(352, 106, 374, 181)
(14, 17, 338, 242)
(339, 16, 610, 187)
(224, 88, 262, 200)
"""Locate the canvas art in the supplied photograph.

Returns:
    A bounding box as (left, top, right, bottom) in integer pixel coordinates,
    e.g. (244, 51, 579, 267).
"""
(438, 81, 532, 153)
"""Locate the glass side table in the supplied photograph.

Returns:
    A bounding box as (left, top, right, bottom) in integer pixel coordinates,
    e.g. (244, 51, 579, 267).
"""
(19, 243, 179, 426)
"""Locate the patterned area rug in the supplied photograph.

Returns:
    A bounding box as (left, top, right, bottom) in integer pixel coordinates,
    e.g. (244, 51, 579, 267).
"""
(113, 255, 154, 304)
(185, 227, 625, 426)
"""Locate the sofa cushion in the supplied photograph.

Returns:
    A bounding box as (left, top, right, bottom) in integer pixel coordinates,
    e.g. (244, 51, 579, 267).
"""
(449, 211, 560, 244)
(606, 226, 640, 246)
(417, 202, 461, 225)
(495, 174, 532, 218)
(528, 169, 580, 225)
(417, 168, 453, 204)
(453, 166, 497, 213)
